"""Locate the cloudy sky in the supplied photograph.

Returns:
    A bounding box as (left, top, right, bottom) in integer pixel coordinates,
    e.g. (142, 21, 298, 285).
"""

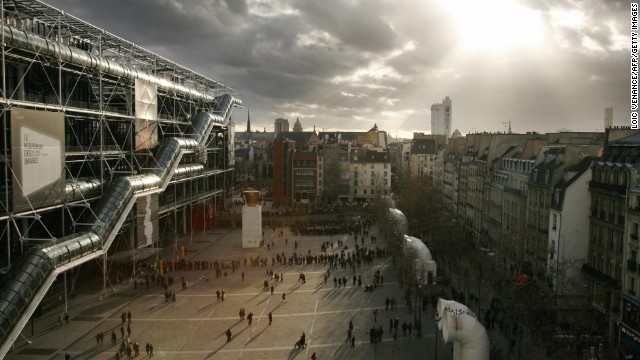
(47, 0, 629, 138)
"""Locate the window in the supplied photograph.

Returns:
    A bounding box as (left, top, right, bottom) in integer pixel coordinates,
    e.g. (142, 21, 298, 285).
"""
(364, 190, 367, 194)
(552, 214, 557, 230)
(384, 171, 388, 177)
(371, 179, 375, 185)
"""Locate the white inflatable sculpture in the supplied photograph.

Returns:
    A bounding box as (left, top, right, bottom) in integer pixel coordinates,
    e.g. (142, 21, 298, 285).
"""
(437, 298, 490, 360)
(404, 235, 437, 283)
(388, 208, 408, 234)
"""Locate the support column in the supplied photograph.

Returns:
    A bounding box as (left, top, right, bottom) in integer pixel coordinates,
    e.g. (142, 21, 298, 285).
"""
(63, 271, 67, 314)
(101, 253, 107, 298)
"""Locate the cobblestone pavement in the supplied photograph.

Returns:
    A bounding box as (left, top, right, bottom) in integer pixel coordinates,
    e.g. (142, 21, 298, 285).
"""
(6, 225, 454, 360)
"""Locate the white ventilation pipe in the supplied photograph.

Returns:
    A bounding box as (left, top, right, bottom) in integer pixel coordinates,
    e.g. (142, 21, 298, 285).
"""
(437, 298, 490, 360)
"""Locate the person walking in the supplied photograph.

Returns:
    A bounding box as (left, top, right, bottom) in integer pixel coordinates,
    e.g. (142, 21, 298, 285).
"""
(127, 311, 132, 324)
(127, 324, 131, 337)
(64, 312, 69, 325)
(282, 292, 286, 302)
(226, 329, 232, 342)
(268, 312, 273, 325)
(111, 330, 117, 345)
(373, 309, 378, 322)
(120, 324, 124, 339)
(248, 312, 254, 326)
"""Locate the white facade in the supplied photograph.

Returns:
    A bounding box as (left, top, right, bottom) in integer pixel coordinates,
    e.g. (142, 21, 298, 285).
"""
(548, 167, 591, 295)
(431, 96, 452, 138)
(242, 205, 262, 248)
(350, 161, 391, 201)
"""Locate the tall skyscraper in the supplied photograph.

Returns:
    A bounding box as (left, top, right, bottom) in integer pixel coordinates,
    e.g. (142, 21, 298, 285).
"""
(604, 107, 613, 129)
(430, 96, 452, 138)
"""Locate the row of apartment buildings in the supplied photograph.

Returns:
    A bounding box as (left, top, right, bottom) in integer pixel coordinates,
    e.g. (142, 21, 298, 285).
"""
(235, 119, 393, 205)
(431, 127, 640, 353)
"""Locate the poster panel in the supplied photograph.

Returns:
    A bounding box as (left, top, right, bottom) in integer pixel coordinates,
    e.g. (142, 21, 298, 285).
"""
(11, 108, 66, 211)
(136, 194, 159, 248)
(134, 79, 158, 150)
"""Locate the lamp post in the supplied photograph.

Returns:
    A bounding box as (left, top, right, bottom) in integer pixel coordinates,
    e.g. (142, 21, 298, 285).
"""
(415, 260, 423, 338)
(434, 314, 439, 360)
(417, 279, 423, 337)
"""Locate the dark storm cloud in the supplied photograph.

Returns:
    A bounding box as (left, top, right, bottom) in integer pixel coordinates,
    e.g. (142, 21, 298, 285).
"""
(293, 0, 397, 53)
(44, 0, 629, 136)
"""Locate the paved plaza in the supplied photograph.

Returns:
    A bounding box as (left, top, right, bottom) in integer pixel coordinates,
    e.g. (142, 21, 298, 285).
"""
(6, 225, 453, 360)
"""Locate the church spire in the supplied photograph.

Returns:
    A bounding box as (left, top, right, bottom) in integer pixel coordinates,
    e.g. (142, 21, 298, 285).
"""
(246, 109, 251, 133)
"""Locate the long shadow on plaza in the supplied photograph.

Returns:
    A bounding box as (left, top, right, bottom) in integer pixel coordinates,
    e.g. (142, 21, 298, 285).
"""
(204, 324, 251, 359)
(196, 300, 222, 314)
(287, 347, 306, 359)
(78, 296, 133, 317)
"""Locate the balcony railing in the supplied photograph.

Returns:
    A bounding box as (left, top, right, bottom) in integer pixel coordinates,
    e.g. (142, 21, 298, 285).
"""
(589, 181, 626, 195)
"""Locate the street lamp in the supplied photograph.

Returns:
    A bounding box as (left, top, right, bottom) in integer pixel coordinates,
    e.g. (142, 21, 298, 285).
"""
(415, 259, 423, 338)
(416, 279, 423, 337)
(434, 313, 440, 360)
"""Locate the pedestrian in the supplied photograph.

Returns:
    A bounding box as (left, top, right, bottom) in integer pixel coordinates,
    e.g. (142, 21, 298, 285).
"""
(111, 330, 117, 345)
(402, 321, 407, 336)
(127, 324, 131, 337)
(271, 285, 275, 295)
(145, 342, 150, 356)
(248, 312, 253, 326)
(96, 332, 100, 346)
(385, 297, 390, 310)
(268, 312, 273, 325)
(242, 272, 245, 281)
(280, 272, 284, 282)
(121, 311, 126, 324)
(120, 324, 124, 338)
(65, 352, 71, 360)
(282, 292, 286, 302)
(64, 312, 69, 325)
(373, 309, 378, 322)
(221, 289, 225, 301)
(127, 310, 132, 324)
(216, 289, 220, 301)
(226, 328, 232, 342)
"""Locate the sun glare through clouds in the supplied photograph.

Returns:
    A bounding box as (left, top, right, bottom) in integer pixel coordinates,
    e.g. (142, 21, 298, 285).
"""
(440, 0, 544, 55)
